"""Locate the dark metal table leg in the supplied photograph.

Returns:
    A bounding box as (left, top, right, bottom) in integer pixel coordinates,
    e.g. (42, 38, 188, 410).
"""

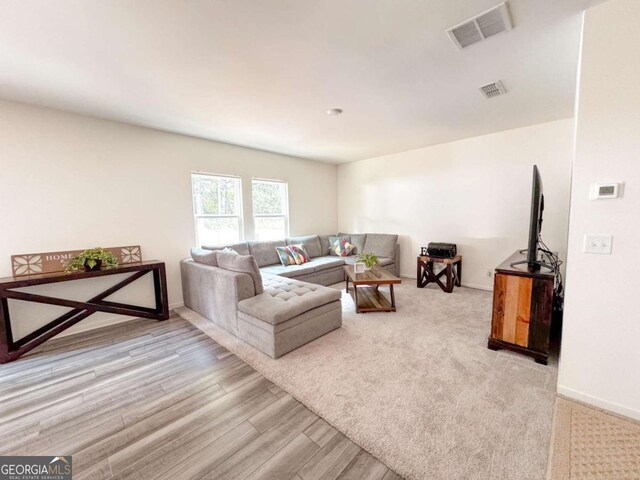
(390, 284, 396, 311)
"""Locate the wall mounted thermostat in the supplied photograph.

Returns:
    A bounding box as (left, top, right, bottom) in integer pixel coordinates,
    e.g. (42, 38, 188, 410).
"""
(589, 182, 622, 200)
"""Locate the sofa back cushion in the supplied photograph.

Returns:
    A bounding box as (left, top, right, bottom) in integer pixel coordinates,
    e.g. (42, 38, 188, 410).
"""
(201, 242, 250, 256)
(286, 235, 322, 258)
(190, 247, 218, 266)
(318, 235, 336, 256)
(363, 234, 398, 259)
(248, 240, 285, 267)
(216, 251, 264, 294)
(338, 233, 366, 255)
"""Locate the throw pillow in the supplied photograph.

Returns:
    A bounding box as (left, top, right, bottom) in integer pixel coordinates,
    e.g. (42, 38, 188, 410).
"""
(221, 247, 238, 255)
(276, 245, 297, 266)
(328, 236, 351, 256)
(190, 247, 218, 266)
(331, 238, 355, 257)
(276, 245, 310, 266)
(289, 244, 310, 264)
(200, 242, 250, 255)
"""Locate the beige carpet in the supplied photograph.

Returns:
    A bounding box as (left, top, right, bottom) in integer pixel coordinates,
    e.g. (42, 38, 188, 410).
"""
(548, 397, 640, 480)
(177, 281, 558, 480)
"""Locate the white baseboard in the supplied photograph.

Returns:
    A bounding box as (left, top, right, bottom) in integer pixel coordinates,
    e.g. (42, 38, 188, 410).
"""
(56, 301, 184, 337)
(399, 272, 493, 292)
(557, 384, 640, 422)
(461, 282, 493, 291)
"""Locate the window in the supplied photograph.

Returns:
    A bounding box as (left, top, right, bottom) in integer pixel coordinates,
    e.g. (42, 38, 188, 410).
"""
(191, 173, 243, 246)
(252, 179, 289, 240)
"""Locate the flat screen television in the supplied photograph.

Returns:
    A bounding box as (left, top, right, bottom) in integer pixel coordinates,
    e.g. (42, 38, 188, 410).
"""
(527, 165, 544, 268)
(512, 165, 544, 270)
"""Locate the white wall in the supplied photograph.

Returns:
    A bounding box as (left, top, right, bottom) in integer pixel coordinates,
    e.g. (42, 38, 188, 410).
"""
(337, 119, 574, 289)
(558, 0, 640, 420)
(0, 100, 337, 337)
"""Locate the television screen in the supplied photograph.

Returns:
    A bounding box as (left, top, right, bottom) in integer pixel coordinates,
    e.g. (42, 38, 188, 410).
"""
(527, 165, 544, 268)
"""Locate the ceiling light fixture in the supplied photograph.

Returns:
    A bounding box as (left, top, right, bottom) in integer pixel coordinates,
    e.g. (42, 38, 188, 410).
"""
(326, 108, 343, 116)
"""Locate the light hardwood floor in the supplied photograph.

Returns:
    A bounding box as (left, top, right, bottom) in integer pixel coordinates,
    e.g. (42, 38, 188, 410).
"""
(0, 315, 401, 480)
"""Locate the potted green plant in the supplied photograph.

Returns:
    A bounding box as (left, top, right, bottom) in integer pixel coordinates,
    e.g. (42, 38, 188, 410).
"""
(65, 247, 118, 272)
(356, 252, 379, 270)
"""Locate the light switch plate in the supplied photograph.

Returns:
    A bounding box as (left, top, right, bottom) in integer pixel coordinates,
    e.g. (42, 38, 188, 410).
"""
(584, 234, 613, 254)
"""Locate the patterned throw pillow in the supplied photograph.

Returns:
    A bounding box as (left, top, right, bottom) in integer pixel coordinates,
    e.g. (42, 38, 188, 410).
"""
(289, 244, 310, 264)
(328, 236, 349, 256)
(276, 244, 310, 266)
(331, 238, 355, 257)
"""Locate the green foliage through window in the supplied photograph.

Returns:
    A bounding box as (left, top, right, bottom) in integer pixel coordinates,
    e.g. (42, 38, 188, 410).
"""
(252, 181, 286, 215)
(192, 175, 239, 216)
(192, 173, 243, 245)
(252, 180, 288, 240)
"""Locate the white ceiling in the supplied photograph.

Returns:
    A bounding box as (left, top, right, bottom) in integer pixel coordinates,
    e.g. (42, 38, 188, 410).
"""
(0, 1, 602, 163)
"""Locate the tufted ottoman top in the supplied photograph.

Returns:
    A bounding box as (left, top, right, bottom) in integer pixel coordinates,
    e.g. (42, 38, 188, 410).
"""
(237, 273, 341, 325)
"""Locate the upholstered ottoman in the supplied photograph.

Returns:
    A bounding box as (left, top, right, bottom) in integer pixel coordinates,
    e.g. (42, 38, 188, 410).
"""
(236, 274, 342, 358)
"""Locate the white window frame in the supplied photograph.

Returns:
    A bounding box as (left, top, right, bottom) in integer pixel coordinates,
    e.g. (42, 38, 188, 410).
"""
(191, 172, 244, 246)
(252, 178, 290, 240)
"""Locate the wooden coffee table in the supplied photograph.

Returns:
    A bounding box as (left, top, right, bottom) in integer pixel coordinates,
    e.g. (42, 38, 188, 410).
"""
(344, 265, 402, 313)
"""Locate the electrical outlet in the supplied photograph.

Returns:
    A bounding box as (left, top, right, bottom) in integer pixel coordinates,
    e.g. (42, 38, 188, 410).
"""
(584, 234, 613, 254)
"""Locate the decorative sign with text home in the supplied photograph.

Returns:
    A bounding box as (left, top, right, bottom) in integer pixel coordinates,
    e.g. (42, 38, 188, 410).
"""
(10, 246, 142, 276)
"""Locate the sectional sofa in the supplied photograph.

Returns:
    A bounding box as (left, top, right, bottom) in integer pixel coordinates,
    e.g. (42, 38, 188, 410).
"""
(181, 233, 399, 358)
(203, 233, 400, 285)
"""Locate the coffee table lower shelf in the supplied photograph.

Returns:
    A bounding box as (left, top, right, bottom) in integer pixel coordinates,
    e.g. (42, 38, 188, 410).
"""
(348, 285, 396, 313)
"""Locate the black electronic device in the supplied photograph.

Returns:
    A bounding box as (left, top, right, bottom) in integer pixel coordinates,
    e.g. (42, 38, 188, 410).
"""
(511, 165, 546, 271)
(423, 243, 457, 258)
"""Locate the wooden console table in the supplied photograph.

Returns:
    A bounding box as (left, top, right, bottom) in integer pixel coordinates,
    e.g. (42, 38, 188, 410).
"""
(0, 261, 169, 363)
(416, 255, 462, 293)
(488, 251, 555, 365)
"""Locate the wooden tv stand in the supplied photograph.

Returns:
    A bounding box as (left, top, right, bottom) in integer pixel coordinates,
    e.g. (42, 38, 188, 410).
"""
(487, 250, 555, 365)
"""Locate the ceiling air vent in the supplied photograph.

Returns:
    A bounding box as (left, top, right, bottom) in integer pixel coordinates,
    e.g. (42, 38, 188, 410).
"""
(447, 2, 513, 50)
(479, 81, 507, 98)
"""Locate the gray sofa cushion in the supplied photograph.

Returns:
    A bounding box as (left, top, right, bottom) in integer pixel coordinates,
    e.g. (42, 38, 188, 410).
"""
(260, 263, 316, 278)
(309, 256, 345, 272)
(377, 257, 394, 267)
(286, 235, 322, 258)
(190, 247, 218, 266)
(248, 239, 285, 267)
(363, 234, 398, 258)
(318, 235, 335, 256)
(238, 275, 342, 325)
(216, 251, 264, 295)
(338, 233, 366, 255)
(202, 242, 250, 256)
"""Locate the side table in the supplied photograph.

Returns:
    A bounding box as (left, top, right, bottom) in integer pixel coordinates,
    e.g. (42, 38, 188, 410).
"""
(416, 255, 462, 293)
